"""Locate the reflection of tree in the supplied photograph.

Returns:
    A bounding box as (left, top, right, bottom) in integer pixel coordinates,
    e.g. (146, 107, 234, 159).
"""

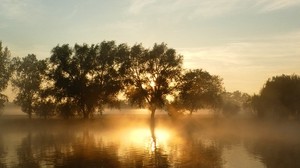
(0, 135, 7, 168)
(120, 124, 170, 168)
(54, 131, 121, 168)
(11, 125, 224, 168)
(14, 131, 121, 167)
(246, 137, 300, 168)
(175, 140, 223, 168)
(149, 124, 170, 168)
(15, 133, 40, 168)
(168, 120, 224, 168)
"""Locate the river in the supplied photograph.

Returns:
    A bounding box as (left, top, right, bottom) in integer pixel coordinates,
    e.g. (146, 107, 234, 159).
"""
(0, 115, 300, 168)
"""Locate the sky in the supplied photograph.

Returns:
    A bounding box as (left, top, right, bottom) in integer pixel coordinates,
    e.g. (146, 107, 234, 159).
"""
(1, 0, 300, 95)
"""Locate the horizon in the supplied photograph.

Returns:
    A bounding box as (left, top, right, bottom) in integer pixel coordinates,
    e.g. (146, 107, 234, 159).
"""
(1, 0, 300, 96)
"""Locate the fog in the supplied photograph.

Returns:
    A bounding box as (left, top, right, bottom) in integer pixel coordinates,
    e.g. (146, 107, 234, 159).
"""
(1, 111, 300, 168)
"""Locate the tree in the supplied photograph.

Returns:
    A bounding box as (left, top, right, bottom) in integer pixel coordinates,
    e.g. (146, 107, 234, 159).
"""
(251, 74, 300, 119)
(0, 42, 12, 115)
(123, 43, 183, 121)
(11, 54, 47, 119)
(176, 69, 223, 115)
(220, 91, 251, 117)
(48, 42, 123, 119)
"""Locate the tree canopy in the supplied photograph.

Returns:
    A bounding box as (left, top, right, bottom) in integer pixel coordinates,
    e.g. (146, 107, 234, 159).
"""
(0, 42, 12, 114)
(11, 54, 47, 119)
(1, 41, 231, 120)
(47, 42, 123, 119)
(174, 69, 223, 115)
(122, 43, 183, 119)
(220, 91, 251, 117)
(252, 74, 300, 119)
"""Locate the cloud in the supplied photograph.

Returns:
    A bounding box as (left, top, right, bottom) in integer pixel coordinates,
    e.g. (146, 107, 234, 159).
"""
(0, 0, 31, 19)
(180, 32, 300, 71)
(127, 0, 300, 20)
(177, 30, 300, 93)
(0, 0, 41, 21)
(255, 0, 300, 12)
(128, 0, 156, 14)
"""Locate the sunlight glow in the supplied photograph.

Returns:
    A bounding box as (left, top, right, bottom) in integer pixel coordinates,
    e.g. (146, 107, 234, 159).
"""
(150, 81, 156, 88)
(128, 127, 171, 147)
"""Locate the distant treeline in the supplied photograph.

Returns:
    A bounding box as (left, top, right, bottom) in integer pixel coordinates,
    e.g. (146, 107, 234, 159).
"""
(0, 41, 299, 120)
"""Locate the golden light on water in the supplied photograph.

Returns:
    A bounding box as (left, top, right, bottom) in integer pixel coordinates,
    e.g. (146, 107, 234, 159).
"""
(127, 127, 172, 154)
(128, 127, 171, 145)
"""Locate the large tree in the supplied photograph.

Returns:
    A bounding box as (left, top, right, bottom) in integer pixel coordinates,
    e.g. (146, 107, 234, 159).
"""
(123, 43, 183, 121)
(0, 42, 12, 115)
(252, 74, 300, 119)
(48, 42, 123, 119)
(176, 69, 223, 115)
(11, 54, 47, 119)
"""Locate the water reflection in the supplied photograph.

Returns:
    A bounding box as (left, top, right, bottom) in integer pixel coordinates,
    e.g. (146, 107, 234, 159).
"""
(0, 123, 225, 168)
(55, 131, 121, 168)
(0, 134, 7, 168)
(15, 133, 40, 168)
(246, 135, 300, 168)
(2, 118, 300, 168)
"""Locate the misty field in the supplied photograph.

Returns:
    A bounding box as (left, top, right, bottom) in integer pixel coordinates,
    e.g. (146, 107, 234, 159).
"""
(1, 114, 300, 168)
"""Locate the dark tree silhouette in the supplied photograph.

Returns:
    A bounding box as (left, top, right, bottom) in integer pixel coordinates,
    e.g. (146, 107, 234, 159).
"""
(175, 69, 223, 115)
(0, 42, 12, 115)
(251, 74, 300, 119)
(48, 42, 123, 119)
(122, 43, 183, 121)
(11, 54, 47, 119)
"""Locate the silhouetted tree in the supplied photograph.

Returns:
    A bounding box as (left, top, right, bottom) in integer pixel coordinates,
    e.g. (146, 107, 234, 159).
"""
(11, 55, 47, 119)
(176, 69, 223, 115)
(220, 91, 251, 117)
(48, 42, 123, 119)
(122, 43, 183, 121)
(252, 74, 300, 119)
(0, 42, 12, 115)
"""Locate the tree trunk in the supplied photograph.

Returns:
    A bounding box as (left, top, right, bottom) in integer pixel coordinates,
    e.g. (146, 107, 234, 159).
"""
(189, 109, 194, 116)
(150, 108, 156, 140)
(28, 109, 32, 119)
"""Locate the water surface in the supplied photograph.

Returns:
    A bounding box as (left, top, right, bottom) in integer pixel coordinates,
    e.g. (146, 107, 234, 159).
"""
(0, 115, 300, 168)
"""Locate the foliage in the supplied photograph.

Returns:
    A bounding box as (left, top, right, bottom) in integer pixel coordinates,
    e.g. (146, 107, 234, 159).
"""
(252, 74, 300, 119)
(122, 43, 183, 119)
(11, 55, 47, 119)
(176, 69, 223, 115)
(47, 42, 123, 119)
(0, 42, 12, 115)
(220, 91, 251, 117)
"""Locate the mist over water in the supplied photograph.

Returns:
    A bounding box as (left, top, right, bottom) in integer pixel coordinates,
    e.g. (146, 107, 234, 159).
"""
(1, 114, 300, 168)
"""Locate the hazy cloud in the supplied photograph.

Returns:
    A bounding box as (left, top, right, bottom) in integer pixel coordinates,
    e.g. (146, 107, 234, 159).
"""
(0, 0, 28, 18)
(255, 0, 300, 12)
(128, 0, 156, 14)
(0, 0, 42, 21)
(127, 0, 300, 19)
(178, 30, 300, 93)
